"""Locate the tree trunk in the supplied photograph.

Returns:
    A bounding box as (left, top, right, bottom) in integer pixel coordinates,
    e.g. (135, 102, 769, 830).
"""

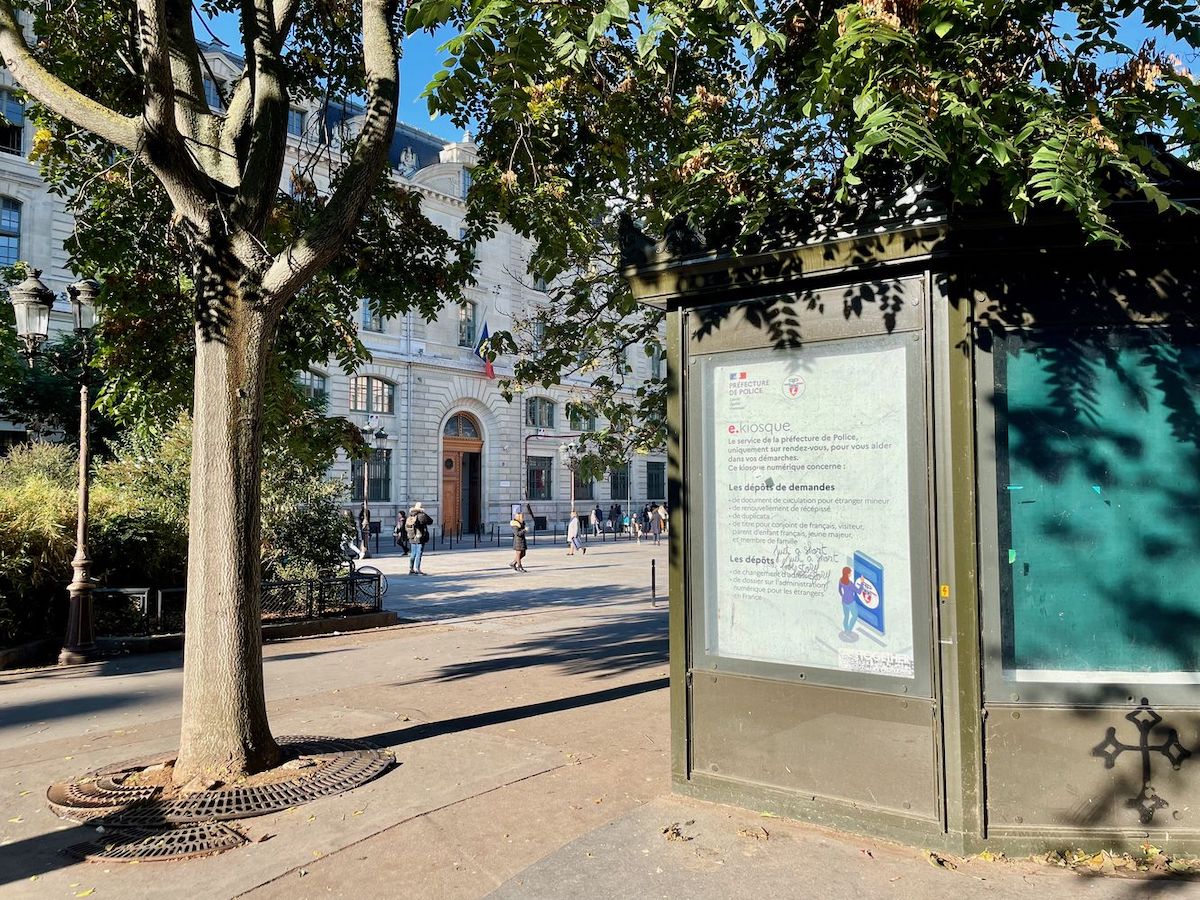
(174, 253, 280, 784)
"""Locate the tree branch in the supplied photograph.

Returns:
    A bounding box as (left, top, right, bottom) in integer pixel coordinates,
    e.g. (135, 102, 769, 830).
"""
(261, 0, 400, 304)
(166, 0, 229, 183)
(135, 0, 177, 137)
(231, 0, 291, 234)
(219, 0, 301, 196)
(0, 0, 141, 151)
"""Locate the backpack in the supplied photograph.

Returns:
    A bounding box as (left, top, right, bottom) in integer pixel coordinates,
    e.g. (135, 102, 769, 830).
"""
(405, 514, 419, 541)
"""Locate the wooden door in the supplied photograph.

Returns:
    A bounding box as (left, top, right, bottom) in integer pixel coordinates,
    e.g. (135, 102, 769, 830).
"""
(442, 450, 462, 533)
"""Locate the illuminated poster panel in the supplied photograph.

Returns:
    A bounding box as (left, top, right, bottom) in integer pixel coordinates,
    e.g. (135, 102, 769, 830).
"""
(706, 340, 916, 679)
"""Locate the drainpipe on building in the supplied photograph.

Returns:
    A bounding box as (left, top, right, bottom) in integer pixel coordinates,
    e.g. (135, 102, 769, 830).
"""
(405, 309, 413, 509)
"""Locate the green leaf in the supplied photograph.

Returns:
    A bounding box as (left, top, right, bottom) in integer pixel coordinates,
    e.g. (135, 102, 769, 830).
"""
(933, 21, 953, 38)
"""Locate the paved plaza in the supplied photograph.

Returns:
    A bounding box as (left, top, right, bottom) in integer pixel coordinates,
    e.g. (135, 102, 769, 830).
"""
(0, 541, 1193, 898)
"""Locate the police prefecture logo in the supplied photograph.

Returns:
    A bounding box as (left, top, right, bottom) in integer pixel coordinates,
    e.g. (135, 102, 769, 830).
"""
(782, 375, 806, 399)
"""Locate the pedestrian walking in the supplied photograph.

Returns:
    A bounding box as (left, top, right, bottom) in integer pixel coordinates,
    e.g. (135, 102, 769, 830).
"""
(567, 509, 586, 556)
(590, 504, 602, 537)
(649, 503, 663, 545)
(510, 511, 529, 571)
(404, 502, 433, 575)
(608, 503, 619, 534)
(631, 508, 643, 543)
(393, 511, 411, 556)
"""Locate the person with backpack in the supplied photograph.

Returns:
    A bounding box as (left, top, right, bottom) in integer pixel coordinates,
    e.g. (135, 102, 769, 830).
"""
(404, 502, 433, 575)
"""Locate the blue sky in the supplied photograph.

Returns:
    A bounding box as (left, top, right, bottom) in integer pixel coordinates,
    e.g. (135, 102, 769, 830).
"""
(204, 18, 460, 141)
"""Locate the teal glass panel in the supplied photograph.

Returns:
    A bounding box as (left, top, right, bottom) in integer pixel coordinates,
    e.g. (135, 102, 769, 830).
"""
(995, 329, 1200, 675)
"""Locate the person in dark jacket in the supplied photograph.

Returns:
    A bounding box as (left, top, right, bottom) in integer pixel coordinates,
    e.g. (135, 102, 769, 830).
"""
(509, 511, 529, 572)
(393, 511, 411, 556)
(404, 502, 433, 575)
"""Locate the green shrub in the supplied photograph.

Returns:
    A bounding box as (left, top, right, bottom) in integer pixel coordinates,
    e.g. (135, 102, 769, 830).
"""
(0, 414, 347, 648)
(0, 442, 188, 647)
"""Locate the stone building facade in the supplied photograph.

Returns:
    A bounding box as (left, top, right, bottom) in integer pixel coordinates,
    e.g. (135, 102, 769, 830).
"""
(0, 43, 666, 534)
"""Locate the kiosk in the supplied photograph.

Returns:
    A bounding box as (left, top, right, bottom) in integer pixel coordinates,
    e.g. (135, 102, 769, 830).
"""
(624, 161, 1200, 853)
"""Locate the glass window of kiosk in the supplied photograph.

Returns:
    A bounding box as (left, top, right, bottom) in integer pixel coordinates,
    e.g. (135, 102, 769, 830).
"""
(979, 327, 1200, 701)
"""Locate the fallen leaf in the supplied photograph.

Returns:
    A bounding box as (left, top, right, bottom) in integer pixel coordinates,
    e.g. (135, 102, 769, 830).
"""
(922, 850, 957, 870)
(353, 810, 364, 816)
(18, 791, 30, 797)
(737, 826, 769, 841)
(7, 817, 22, 824)
(75, 891, 95, 898)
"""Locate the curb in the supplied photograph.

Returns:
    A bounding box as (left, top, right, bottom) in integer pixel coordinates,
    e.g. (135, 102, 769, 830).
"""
(96, 610, 401, 655)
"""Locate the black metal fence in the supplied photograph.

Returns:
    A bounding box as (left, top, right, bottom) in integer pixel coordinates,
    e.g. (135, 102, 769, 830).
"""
(93, 572, 383, 638)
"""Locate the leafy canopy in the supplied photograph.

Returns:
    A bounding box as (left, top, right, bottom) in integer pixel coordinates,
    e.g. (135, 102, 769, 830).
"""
(409, 0, 1200, 457)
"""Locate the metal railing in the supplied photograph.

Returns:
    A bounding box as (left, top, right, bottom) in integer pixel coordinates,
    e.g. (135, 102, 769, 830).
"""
(93, 571, 383, 637)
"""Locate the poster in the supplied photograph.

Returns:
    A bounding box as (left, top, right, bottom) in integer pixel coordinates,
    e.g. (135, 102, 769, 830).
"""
(706, 343, 915, 679)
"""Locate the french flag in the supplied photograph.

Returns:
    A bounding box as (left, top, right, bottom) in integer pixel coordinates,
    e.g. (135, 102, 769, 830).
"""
(474, 322, 495, 379)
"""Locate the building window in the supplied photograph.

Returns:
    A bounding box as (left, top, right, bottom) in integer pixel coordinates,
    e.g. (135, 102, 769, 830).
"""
(0, 198, 20, 266)
(527, 455, 553, 500)
(287, 108, 305, 136)
(569, 409, 596, 432)
(0, 91, 23, 155)
(299, 369, 327, 401)
(458, 300, 477, 347)
(202, 77, 224, 110)
(350, 375, 395, 414)
(573, 469, 594, 501)
(360, 299, 383, 332)
(646, 461, 666, 500)
(531, 320, 547, 348)
(610, 464, 629, 500)
(461, 168, 473, 198)
(650, 346, 664, 379)
(532, 275, 548, 292)
(444, 412, 479, 439)
(350, 449, 392, 502)
(526, 397, 555, 429)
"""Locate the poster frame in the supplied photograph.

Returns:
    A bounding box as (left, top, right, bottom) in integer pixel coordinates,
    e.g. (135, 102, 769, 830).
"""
(686, 326, 935, 699)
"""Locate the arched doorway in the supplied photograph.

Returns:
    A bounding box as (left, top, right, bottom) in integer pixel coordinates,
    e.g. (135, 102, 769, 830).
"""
(442, 412, 483, 534)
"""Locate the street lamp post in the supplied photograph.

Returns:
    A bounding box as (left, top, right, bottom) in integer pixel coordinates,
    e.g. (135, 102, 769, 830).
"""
(558, 441, 580, 517)
(8, 271, 101, 665)
(59, 279, 100, 665)
(358, 417, 388, 558)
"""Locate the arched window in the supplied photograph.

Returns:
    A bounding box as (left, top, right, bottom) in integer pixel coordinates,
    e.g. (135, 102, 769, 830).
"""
(444, 413, 480, 439)
(525, 396, 555, 429)
(0, 197, 20, 266)
(350, 375, 395, 414)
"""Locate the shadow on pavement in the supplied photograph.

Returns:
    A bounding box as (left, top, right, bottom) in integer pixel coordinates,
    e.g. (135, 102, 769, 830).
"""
(411, 607, 668, 682)
(385, 581, 649, 622)
(1, 686, 175, 730)
(361, 677, 669, 749)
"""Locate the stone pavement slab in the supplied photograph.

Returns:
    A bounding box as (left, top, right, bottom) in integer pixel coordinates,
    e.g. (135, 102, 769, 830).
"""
(490, 796, 1200, 900)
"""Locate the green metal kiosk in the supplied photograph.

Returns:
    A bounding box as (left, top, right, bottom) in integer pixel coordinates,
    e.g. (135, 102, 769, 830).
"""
(624, 163, 1200, 853)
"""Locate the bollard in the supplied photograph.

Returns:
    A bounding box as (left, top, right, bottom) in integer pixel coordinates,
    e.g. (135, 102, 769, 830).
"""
(651, 558, 657, 606)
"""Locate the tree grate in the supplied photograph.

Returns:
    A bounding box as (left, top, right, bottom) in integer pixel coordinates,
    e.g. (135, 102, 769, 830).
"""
(65, 822, 249, 862)
(47, 736, 394, 861)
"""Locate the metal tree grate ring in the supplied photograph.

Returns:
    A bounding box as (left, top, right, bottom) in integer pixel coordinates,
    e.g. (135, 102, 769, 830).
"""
(48, 736, 394, 825)
(65, 822, 248, 862)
